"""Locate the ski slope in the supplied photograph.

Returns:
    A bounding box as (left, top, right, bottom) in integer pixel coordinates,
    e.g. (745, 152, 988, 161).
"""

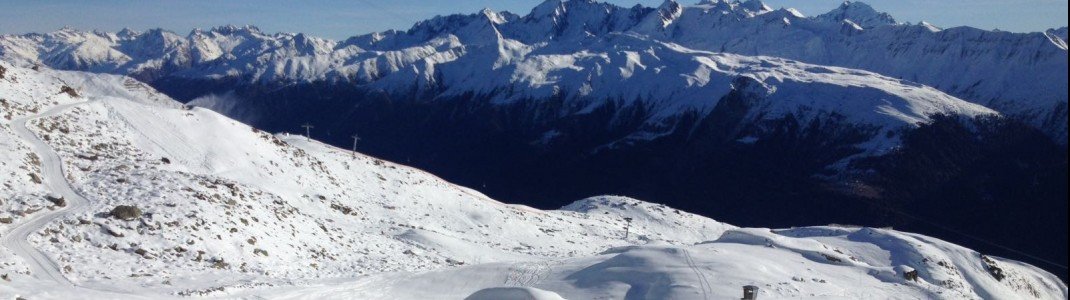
(226, 227, 1068, 299)
(0, 64, 1065, 299)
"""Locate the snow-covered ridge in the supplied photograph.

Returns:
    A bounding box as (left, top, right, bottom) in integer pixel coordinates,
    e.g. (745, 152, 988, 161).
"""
(1, 1, 1064, 142)
(1, 63, 729, 296)
(1, 63, 1065, 299)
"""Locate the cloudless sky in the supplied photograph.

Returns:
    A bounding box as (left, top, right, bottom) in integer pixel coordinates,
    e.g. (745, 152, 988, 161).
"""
(1, 0, 1066, 40)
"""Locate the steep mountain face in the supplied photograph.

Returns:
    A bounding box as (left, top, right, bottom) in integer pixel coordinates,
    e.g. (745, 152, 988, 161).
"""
(2, 63, 1066, 299)
(1, 0, 1066, 280)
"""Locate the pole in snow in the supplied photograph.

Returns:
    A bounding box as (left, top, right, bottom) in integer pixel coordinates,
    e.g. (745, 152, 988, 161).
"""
(350, 134, 361, 158)
(623, 217, 633, 240)
(301, 123, 314, 141)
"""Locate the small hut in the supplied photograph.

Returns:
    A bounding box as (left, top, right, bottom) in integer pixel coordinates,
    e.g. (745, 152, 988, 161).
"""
(742, 285, 759, 300)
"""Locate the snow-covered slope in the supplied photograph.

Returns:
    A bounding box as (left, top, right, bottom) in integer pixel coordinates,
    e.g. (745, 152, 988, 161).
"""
(1, 63, 1065, 299)
(1, 1, 1064, 141)
(243, 226, 1068, 299)
(0, 63, 729, 296)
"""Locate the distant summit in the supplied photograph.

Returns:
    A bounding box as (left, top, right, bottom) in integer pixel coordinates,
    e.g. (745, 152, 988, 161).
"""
(816, 1, 898, 28)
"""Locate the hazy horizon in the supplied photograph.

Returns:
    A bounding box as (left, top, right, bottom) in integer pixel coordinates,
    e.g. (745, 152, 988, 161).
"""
(1, 0, 1067, 40)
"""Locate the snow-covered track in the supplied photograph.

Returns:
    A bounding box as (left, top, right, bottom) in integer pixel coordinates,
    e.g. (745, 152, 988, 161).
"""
(2, 100, 91, 286)
(682, 249, 712, 300)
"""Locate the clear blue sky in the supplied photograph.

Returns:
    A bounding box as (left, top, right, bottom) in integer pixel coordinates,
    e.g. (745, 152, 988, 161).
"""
(1, 0, 1066, 40)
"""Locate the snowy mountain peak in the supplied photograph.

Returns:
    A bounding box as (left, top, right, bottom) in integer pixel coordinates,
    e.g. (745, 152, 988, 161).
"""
(737, 0, 771, 13)
(529, 0, 568, 19)
(695, 0, 736, 11)
(210, 24, 262, 34)
(635, 0, 683, 31)
(693, 0, 772, 18)
(696, 0, 771, 13)
(816, 1, 897, 28)
(526, 0, 625, 22)
(918, 21, 942, 32)
(782, 7, 806, 18)
(406, 11, 509, 45)
(40, 26, 96, 40)
(115, 28, 138, 39)
(479, 8, 511, 25)
(657, 0, 681, 10)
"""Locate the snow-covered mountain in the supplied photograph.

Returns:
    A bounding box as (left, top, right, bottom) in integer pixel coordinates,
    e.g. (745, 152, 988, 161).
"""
(0, 62, 733, 297)
(2, 62, 1066, 299)
(3, 1, 1065, 282)
(1, 1, 1065, 142)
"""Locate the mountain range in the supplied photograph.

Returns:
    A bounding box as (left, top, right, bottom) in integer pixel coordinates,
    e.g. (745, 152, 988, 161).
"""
(2, 0, 1067, 293)
(1, 1, 1065, 141)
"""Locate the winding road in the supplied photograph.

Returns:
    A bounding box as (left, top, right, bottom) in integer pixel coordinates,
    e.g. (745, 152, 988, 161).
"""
(2, 101, 90, 286)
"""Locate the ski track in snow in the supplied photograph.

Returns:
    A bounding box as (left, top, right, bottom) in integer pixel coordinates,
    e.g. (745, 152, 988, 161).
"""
(504, 260, 555, 286)
(2, 100, 89, 286)
(682, 249, 711, 300)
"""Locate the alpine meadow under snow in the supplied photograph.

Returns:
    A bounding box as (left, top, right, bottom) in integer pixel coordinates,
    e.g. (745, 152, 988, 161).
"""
(1, 0, 1068, 299)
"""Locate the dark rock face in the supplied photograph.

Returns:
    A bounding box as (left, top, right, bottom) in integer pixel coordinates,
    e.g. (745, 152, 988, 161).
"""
(981, 255, 1006, 282)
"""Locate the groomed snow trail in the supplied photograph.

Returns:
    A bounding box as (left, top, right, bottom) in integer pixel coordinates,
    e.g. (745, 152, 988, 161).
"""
(682, 249, 712, 300)
(2, 100, 90, 286)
